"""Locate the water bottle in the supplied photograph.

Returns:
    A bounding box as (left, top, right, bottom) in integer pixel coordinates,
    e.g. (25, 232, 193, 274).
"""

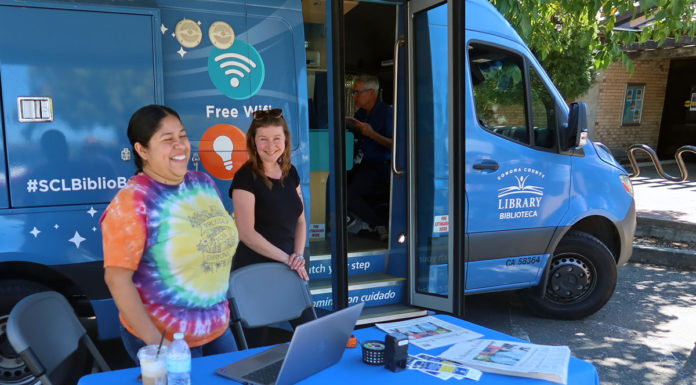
(167, 332, 191, 385)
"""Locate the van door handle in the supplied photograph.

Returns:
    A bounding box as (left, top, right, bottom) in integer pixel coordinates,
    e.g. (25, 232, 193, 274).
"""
(473, 159, 499, 171)
(391, 38, 405, 177)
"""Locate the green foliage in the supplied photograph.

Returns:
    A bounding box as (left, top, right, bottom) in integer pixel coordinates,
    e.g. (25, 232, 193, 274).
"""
(489, 0, 696, 99)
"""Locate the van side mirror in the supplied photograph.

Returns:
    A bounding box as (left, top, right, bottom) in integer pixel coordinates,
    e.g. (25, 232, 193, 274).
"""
(562, 102, 589, 150)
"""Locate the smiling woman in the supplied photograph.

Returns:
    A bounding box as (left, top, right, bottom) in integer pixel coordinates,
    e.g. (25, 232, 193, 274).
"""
(101, 104, 240, 365)
(133, 114, 191, 185)
(228, 108, 307, 279)
(227, 108, 312, 346)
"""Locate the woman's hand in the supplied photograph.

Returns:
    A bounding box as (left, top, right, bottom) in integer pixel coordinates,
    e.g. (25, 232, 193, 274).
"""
(288, 253, 309, 281)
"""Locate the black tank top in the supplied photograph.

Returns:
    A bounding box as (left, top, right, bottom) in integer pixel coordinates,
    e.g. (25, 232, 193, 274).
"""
(229, 163, 302, 270)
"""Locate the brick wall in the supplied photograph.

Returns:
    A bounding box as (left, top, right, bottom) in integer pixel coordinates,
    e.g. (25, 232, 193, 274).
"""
(592, 58, 670, 156)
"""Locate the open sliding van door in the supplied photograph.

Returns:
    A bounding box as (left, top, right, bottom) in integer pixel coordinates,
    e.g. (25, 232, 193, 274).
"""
(406, 0, 465, 315)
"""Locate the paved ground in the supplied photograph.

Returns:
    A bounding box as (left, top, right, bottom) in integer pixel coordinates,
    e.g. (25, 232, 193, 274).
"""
(629, 160, 696, 225)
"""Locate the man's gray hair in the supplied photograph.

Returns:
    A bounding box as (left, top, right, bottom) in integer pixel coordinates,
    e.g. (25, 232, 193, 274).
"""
(354, 75, 379, 92)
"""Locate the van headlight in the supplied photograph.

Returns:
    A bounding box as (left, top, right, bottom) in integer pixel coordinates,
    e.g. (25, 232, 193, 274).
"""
(619, 174, 633, 197)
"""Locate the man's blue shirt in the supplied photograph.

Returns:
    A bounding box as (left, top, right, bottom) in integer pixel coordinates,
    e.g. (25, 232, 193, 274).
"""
(354, 100, 393, 162)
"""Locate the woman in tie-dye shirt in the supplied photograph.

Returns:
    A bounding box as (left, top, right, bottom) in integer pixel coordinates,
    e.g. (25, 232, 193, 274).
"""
(102, 105, 239, 363)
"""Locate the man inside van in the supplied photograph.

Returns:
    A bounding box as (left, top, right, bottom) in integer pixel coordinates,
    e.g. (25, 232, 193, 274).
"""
(346, 74, 393, 241)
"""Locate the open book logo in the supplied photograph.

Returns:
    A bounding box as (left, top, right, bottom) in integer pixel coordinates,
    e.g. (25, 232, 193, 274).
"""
(496, 168, 546, 220)
(497, 175, 543, 197)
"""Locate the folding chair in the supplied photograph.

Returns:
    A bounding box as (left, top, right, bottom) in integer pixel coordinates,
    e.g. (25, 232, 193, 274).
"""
(7, 291, 110, 385)
(228, 262, 317, 350)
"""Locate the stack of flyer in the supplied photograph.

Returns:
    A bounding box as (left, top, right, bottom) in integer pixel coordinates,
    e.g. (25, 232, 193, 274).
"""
(439, 339, 570, 384)
(375, 316, 483, 350)
(376, 316, 571, 384)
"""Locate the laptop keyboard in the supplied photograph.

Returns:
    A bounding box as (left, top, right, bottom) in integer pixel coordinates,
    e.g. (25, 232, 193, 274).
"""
(242, 360, 284, 384)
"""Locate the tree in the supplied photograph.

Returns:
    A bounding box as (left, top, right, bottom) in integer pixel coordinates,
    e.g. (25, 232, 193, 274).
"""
(489, 0, 696, 99)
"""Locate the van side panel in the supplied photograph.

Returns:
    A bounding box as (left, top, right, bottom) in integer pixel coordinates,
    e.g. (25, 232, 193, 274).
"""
(0, 5, 160, 339)
(465, 0, 527, 47)
(0, 5, 155, 208)
(464, 254, 550, 292)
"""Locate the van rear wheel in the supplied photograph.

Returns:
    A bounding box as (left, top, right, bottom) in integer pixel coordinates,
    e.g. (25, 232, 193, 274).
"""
(523, 231, 617, 320)
(0, 280, 50, 385)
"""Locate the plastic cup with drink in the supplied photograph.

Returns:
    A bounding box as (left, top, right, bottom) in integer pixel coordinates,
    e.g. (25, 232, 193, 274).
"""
(137, 345, 168, 385)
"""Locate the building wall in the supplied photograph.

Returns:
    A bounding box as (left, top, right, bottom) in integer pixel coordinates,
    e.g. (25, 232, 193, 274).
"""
(579, 71, 603, 140)
(586, 58, 670, 158)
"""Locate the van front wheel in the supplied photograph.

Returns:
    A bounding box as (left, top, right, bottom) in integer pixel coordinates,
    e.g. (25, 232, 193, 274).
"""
(524, 231, 617, 320)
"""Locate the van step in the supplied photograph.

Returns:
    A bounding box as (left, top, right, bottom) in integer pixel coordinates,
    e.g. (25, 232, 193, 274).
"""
(307, 249, 387, 279)
(310, 273, 405, 309)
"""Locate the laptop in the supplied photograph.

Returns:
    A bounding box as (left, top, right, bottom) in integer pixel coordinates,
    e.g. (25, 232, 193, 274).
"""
(215, 302, 364, 385)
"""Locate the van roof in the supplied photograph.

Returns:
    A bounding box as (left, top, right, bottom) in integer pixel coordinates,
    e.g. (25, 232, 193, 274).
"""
(465, 0, 526, 47)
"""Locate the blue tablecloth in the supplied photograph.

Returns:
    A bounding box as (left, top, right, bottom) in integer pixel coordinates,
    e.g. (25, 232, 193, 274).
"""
(79, 314, 599, 384)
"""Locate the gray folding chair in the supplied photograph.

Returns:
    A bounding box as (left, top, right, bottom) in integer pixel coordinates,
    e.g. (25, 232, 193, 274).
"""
(7, 291, 110, 385)
(228, 262, 317, 350)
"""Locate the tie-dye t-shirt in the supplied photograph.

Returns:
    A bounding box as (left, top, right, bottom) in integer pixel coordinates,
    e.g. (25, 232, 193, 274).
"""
(101, 171, 238, 347)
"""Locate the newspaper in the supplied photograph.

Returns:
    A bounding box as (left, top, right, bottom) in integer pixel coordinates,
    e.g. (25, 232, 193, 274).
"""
(375, 316, 483, 350)
(439, 339, 570, 384)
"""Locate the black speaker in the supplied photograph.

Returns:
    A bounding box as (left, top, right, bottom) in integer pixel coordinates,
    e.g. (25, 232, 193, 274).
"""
(384, 332, 409, 372)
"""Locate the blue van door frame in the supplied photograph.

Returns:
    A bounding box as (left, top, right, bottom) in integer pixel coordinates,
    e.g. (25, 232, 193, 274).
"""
(406, 0, 464, 314)
(327, 0, 349, 310)
(450, 0, 466, 317)
(326, 0, 411, 312)
(325, 0, 465, 315)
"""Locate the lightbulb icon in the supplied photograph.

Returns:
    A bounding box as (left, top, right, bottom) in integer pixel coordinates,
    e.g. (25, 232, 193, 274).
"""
(213, 135, 234, 170)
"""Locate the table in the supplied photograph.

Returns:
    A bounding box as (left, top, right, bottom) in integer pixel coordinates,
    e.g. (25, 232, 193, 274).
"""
(79, 314, 599, 384)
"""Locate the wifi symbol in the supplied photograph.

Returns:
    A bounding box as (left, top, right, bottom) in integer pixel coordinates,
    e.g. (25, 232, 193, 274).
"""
(208, 41, 265, 100)
(214, 53, 257, 88)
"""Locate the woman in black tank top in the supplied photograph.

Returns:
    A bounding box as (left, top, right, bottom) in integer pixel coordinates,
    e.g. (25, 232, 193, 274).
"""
(229, 109, 308, 281)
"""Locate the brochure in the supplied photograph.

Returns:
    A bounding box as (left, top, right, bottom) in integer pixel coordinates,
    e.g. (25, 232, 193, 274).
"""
(407, 353, 483, 381)
(375, 316, 483, 350)
(439, 339, 570, 384)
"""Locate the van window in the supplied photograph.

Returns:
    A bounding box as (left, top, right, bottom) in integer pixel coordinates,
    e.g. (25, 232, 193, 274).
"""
(529, 66, 557, 149)
(469, 43, 529, 144)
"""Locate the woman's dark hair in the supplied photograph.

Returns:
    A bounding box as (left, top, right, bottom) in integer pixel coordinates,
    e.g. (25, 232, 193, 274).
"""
(246, 109, 292, 189)
(127, 104, 180, 172)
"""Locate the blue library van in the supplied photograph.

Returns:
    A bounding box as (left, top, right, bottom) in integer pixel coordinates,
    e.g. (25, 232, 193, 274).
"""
(0, 0, 634, 383)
